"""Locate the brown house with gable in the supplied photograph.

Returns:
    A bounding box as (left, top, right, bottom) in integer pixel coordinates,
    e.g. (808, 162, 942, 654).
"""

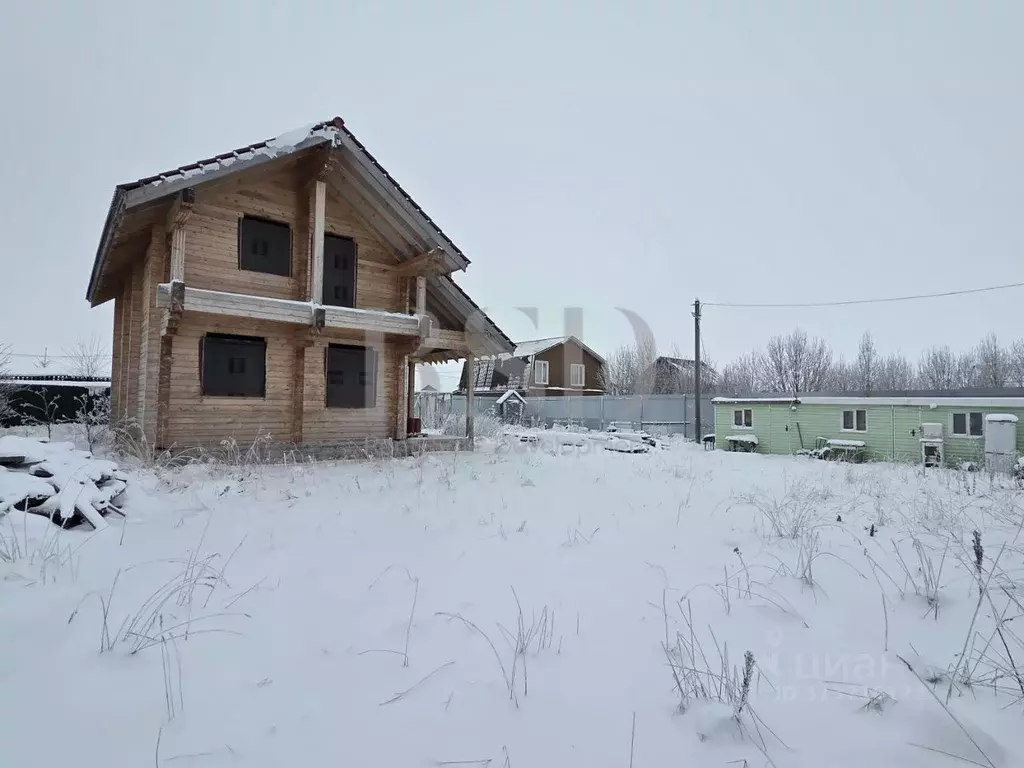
(87, 117, 513, 452)
(460, 336, 606, 397)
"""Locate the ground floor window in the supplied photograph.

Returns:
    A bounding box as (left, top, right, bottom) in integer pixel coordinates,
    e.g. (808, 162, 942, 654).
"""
(733, 408, 753, 428)
(842, 409, 867, 432)
(951, 411, 983, 437)
(570, 363, 585, 387)
(200, 334, 266, 397)
(325, 344, 377, 408)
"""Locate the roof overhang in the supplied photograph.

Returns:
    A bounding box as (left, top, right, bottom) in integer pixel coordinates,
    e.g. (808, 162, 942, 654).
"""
(713, 395, 1024, 408)
(712, 397, 801, 405)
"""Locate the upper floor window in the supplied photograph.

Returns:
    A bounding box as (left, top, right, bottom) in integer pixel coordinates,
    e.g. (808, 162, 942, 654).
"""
(534, 360, 549, 385)
(200, 333, 266, 397)
(238, 216, 291, 276)
(323, 234, 357, 307)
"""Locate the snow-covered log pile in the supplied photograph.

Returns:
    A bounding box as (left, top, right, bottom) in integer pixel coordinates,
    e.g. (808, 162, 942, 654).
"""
(0, 436, 127, 529)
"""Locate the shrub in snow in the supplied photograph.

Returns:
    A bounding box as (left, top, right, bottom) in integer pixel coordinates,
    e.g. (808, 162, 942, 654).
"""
(0, 435, 126, 529)
(74, 391, 110, 453)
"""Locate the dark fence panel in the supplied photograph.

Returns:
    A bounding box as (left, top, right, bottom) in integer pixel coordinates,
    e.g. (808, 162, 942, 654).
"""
(2, 385, 110, 428)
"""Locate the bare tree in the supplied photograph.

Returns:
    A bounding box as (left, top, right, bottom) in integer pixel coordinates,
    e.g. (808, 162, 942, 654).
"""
(918, 346, 957, 390)
(26, 387, 60, 440)
(599, 334, 658, 395)
(824, 357, 855, 392)
(74, 390, 110, 452)
(756, 329, 834, 394)
(718, 353, 760, 396)
(63, 335, 108, 379)
(954, 350, 980, 389)
(0, 344, 14, 426)
(974, 333, 1008, 388)
(1009, 338, 1024, 388)
(876, 353, 916, 391)
(854, 331, 878, 392)
(599, 344, 640, 395)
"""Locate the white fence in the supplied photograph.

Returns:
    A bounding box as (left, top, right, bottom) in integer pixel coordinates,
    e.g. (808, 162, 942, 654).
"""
(414, 392, 715, 439)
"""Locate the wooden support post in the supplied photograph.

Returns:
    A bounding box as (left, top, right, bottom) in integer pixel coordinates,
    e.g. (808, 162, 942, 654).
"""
(396, 350, 410, 440)
(309, 180, 326, 305)
(292, 344, 308, 445)
(169, 228, 186, 282)
(407, 360, 417, 421)
(166, 188, 194, 282)
(155, 335, 174, 450)
(465, 353, 475, 447)
(415, 274, 426, 315)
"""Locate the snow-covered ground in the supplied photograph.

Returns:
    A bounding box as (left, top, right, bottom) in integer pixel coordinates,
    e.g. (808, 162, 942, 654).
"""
(3, 437, 1024, 767)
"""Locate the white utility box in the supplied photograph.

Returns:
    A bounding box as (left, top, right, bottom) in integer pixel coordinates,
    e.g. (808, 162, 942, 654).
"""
(985, 414, 1018, 474)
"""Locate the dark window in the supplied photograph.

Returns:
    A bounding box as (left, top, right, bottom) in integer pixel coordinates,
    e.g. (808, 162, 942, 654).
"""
(238, 216, 291, 276)
(325, 344, 377, 408)
(734, 409, 743, 427)
(201, 334, 266, 397)
(969, 412, 983, 436)
(952, 412, 983, 436)
(323, 234, 357, 307)
(743, 409, 753, 427)
(843, 409, 867, 431)
(952, 412, 966, 435)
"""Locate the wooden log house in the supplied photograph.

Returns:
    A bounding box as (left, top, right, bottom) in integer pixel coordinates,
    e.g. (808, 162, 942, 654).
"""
(86, 117, 513, 453)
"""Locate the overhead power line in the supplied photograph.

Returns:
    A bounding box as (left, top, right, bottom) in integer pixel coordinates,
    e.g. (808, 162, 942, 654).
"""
(704, 280, 1024, 309)
(7, 352, 113, 359)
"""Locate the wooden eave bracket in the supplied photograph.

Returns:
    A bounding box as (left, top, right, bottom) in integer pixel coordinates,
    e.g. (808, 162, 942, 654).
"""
(394, 248, 452, 278)
(409, 314, 434, 356)
(165, 188, 195, 233)
(304, 146, 340, 186)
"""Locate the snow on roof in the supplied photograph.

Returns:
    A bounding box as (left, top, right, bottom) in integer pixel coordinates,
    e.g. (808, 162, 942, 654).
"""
(713, 397, 797, 405)
(726, 434, 759, 444)
(121, 120, 341, 194)
(513, 337, 569, 358)
(495, 390, 526, 405)
(827, 438, 866, 448)
(499, 336, 606, 364)
(715, 395, 1024, 408)
(985, 413, 1019, 423)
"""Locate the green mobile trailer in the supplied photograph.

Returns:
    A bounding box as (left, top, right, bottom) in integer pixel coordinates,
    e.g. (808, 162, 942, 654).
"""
(713, 395, 1024, 466)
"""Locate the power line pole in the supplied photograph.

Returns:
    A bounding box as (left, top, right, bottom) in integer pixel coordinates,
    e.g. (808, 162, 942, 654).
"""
(693, 298, 702, 442)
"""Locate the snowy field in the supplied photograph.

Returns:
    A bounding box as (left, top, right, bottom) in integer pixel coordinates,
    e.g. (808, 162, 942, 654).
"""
(3, 436, 1024, 767)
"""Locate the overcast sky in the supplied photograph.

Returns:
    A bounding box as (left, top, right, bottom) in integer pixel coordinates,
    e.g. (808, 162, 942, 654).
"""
(3, 1, 1021, 389)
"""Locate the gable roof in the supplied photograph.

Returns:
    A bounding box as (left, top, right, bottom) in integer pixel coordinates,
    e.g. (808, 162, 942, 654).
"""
(86, 117, 514, 355)
(510, 336, 606, 364)
(495, 389, 526, 405)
